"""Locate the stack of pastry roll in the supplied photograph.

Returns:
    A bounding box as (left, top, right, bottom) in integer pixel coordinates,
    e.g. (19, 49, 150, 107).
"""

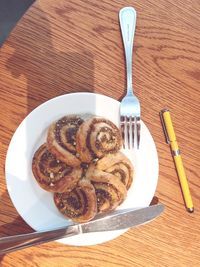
(32, 115, 134, 223)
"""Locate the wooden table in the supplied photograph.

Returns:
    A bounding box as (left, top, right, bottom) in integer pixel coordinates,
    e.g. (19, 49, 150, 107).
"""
(0, 0, 200, 266)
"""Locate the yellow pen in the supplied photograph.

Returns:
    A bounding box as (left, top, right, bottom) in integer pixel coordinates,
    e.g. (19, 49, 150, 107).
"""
(160, 108, 194, 213)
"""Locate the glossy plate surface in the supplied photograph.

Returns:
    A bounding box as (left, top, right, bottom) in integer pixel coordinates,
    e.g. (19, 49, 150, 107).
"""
(5, 93, 159, 246)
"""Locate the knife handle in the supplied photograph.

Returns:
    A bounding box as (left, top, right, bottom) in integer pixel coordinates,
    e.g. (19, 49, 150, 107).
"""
(0, 225, 79, 255)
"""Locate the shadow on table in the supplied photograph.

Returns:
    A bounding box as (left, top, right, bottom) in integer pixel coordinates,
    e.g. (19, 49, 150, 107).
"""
(6, 2, 94, 114)
(2, 2, 94, 253)
(0, 191, 33, 260)
(0, 256, 4, 265)
(0, 191, 32, 237)
(150, 196, 159, 206)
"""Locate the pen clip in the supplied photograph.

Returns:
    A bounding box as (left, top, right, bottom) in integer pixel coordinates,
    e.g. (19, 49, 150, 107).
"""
(160, 109, 170, 144)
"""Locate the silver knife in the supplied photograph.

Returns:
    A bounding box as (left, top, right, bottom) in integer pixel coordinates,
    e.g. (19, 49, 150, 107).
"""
(0, 204, 164, 255)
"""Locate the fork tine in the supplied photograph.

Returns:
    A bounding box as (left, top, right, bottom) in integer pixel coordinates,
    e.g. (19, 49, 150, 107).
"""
(132, 116, 137, 148)
(137, 118, 141, 149)
(127, 117, 130, 149)
(124, 116, 128, 149)
(120, 116, 125, 148)
(129, 116, 133, 149)
(130, 116, 134, 149)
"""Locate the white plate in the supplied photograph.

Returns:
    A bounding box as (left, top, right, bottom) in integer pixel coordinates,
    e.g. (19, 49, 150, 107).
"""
(5, 92, 159, 246)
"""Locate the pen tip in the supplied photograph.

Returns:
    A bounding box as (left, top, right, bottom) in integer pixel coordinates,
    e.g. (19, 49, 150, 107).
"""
(160, 108, 169, 114)
(187, 207, 194, 213)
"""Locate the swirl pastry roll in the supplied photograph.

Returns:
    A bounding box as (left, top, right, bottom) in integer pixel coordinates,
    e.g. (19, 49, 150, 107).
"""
(32, 144, 82, 193)
(54, 178, 97, 223)
(95, 152, 133, 190)
(86, 165, 127, 213)
(76, 117, 122, 163)
(47, 115, 84, 167)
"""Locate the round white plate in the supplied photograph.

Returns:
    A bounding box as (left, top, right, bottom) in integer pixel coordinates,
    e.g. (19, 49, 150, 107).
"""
(5, 92, 159, 246)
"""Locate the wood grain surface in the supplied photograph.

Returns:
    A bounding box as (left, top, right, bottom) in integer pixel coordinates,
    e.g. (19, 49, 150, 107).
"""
(0, 0, 200, 266)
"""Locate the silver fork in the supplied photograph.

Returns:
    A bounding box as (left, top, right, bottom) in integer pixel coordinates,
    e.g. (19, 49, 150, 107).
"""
(119, 7, 141, 149)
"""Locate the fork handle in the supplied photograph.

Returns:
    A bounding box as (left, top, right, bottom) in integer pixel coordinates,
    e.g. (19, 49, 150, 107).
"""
(119, 7, 137, 95)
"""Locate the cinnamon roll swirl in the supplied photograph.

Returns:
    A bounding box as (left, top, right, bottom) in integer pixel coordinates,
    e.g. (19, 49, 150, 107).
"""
(47, 115, 84, 167)
(95, 152, 134, 190)
(32, 144, 82, 193)
(86, 165, 127, 213)
(76, 117, 122, 163)
(54, 178, 97, 223)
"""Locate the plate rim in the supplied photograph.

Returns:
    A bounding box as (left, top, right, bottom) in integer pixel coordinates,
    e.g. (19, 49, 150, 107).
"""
(5, 92, 159, 246)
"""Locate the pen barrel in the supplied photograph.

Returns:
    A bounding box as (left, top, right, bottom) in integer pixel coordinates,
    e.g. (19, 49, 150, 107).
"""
(174, 155, 193, 209)
(162, 111, 176, 142)
(171, 141, 179, 152)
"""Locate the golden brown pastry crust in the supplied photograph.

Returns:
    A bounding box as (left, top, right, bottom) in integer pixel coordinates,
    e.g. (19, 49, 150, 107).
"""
(76, 117, 122, 163)
(32, 144, 82, 193)
(32, 114, 134, 223)
(54, 178, 97, 223)
(95, 151, 134, 190)
(85, 164, 127, 213)
(47, 115, 83, 167)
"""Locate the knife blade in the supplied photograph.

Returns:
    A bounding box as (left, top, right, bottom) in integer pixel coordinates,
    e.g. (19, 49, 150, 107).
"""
(81, 203, 164, 233)
(0, 204, 164, 255)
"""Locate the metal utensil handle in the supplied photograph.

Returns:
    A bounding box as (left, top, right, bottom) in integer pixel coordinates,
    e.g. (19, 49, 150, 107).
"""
(0, 225, 79, 255)
(119, 7, 137, 95)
